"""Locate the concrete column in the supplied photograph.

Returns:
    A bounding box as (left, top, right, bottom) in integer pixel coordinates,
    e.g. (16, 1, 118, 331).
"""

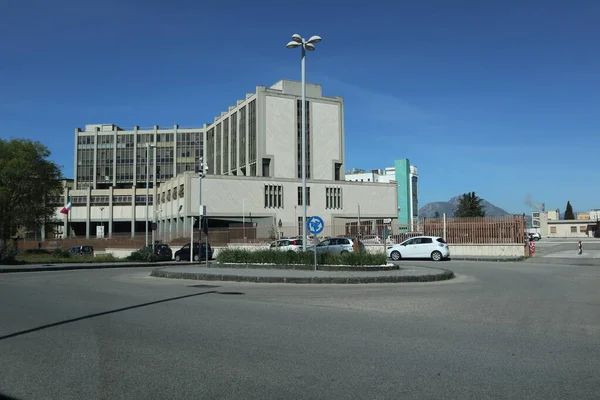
(85, 186, 91, 238)
(74, 128, 80, 189)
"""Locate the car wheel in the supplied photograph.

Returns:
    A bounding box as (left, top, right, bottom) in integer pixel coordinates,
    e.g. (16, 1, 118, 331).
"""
(175, 255, 181, 262)
(340, 250, 349, 255)
(193, 254, 199, 261)
(535, 237, 540, 241)
(431, 251, 442, 261)
(390, 251, 401, 261)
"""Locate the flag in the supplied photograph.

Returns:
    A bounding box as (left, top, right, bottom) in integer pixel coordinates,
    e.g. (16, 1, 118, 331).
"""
(60, 197, 72, 214)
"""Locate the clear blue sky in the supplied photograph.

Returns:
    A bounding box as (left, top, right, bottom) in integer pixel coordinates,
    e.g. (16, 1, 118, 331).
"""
(2, 0, 598, 214)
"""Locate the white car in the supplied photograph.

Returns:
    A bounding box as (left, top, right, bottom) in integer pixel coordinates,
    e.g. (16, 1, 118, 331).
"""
(386, 236, 450, 261)
(269, 238, 304, 252)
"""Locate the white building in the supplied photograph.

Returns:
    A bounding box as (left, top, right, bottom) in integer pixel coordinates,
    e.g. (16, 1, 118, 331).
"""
(345, 162, 419, 231)
(50, 79, 399, 241)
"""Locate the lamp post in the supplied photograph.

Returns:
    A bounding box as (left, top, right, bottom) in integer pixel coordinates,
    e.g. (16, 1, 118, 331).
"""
(145, 143, 156, 249)
(286, 33, 322, 252)
(100, 207, 104, 239)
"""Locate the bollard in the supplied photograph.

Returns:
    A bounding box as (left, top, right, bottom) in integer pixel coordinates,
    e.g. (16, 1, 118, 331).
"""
(578, 241, 582, 255)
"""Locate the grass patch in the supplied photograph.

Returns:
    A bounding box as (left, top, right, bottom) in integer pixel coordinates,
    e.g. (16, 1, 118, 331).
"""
(217, 249, 387, 266)
(14, 254, 123, 264)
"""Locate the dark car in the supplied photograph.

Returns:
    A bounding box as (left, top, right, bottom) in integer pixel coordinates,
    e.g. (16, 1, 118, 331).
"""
(142, 244, 173, 261)
(174, 242, 213, 262)
(69, 245, 94, 257)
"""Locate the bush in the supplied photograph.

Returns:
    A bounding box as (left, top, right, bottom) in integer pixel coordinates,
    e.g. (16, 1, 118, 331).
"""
(217, 249, 387, 266)
(126, 247, 156, 262)
(23, 248, 52, 255)
(0, 241, 18, 264)
(51, 248, 72, 258)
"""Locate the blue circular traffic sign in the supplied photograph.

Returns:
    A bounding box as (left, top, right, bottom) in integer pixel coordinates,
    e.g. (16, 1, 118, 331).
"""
(307, 216, 324, 235)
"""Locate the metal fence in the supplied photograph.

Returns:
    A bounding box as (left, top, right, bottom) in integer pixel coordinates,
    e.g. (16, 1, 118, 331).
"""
(422, 215, 526, 244)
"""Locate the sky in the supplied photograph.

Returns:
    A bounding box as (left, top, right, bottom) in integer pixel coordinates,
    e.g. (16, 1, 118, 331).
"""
(1, 0, 598, 214)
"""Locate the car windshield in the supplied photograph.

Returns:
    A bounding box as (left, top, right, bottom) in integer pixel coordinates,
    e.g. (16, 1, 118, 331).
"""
(436, 238, 447, 244)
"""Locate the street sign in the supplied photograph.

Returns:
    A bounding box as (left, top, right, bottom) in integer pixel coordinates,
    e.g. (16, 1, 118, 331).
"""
(383, 218, 392, 224)
(307, 216, 324, 235)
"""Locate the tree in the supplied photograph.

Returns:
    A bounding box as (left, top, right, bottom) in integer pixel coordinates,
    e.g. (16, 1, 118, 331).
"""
(0, 139, 63, 256)
(434, 211, 440, 219)
(454, 192, 486, 218)
(564, 201, 575, 220)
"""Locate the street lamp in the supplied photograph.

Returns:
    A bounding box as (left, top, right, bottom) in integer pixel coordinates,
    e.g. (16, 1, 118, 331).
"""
(286, 33, 322, 252)
(100, 207, 104, 239)
(145, 143, 156, 249)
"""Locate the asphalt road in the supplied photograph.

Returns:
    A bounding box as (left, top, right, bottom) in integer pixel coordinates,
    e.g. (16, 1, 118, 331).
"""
(1, 260, 599, 400)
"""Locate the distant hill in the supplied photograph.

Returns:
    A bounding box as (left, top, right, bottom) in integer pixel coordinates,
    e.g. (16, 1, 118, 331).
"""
(419, 195, 511, 218)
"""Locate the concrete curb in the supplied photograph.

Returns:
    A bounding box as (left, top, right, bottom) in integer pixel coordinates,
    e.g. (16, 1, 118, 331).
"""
(448, 257, 526, 262)
(150, 267, 455, 284)
(206, 263, 400, 271)
(0, 262, 176, 274)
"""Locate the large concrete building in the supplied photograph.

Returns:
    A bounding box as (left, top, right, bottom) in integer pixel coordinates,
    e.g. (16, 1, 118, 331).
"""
(345, 160, 419, 231)
(51, 79, 399, 241)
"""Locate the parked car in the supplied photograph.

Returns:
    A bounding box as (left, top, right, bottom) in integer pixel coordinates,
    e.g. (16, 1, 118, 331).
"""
(69, 245, 94, 257)
(528, 232, 541, 241)
(308, 237, 365, 255)
(141, 244, 173, 261)
(386, 236, 449, 261)
(174, 242, 213, 262)
(269, 238, 304, 252)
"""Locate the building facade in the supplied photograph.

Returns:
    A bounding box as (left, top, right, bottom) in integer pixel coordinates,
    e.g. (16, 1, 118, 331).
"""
(345, 159, 418, 231)
(53, 79, 400, 240)
(73, 80, 344, 191)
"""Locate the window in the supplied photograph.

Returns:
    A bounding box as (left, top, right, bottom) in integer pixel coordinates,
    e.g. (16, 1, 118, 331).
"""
(238, 106, 246, 167)
(334, 163, 342, 181)
(580, 226, 587, 232)
(297, 186, 311, 206)
(249, 100, 257, 166)
(135, 195, 153, 205)
(550, 227, 556, 233)
(113, 195, 132, 204)
(570, 226, 577, 233)
(262, 158, 270, 177)
(326, 187, 342, 209)
(296, 99, 311, 179)
(223, 119, 229, 174)
(215, 124, 222, 175)
(264, 185, 283, 208)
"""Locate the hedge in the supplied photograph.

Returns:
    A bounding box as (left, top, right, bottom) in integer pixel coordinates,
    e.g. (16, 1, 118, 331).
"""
(217, 249, 387, 266)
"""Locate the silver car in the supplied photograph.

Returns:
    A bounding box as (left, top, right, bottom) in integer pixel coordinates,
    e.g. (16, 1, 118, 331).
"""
(309, 237, 365, 255)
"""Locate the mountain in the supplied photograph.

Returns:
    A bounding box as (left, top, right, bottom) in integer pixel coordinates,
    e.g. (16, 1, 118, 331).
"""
(419, 195, 511, 218)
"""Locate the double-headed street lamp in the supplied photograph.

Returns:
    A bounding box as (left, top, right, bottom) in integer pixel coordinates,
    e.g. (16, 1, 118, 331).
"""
(286, 33, 322, 252)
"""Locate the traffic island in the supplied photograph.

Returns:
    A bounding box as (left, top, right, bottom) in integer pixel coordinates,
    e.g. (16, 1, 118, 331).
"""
(150, 264, 455, 284)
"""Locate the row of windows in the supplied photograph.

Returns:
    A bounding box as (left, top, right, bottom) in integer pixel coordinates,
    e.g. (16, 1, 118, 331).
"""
(264, 185, 283, 208)
(157, 185, 185, 204)
(326, 187, 342, 209)
(297, 100, 311, 179)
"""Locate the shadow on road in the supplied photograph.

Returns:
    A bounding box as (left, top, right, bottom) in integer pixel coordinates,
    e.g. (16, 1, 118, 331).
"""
(0, 290, 221, 341)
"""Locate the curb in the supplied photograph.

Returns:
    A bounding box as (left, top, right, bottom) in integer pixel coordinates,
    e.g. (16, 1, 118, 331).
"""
(206, 263, 400, 271)
(0, 262, 177, 274)
(150, 268, 455, 284)
(448, 257, 526, 262)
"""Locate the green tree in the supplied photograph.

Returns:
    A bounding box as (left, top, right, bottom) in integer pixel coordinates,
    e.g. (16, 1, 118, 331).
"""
(434, 211, 440, 219)
(454, 192, 486, 218)
(0, 139, 63, 258)
(564, 201, 575, 220)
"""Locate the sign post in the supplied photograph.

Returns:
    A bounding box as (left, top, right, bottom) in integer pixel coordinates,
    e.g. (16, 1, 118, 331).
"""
(307, 216, 324, 271)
